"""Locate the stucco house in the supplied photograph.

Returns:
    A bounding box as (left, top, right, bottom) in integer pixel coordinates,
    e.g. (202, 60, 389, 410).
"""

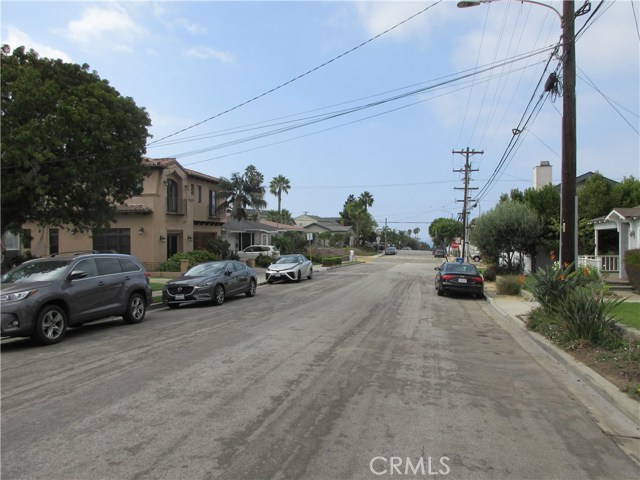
(294, 214, 354, 245)
(580, 206, 640, 280)
(19, 158, 226, 269)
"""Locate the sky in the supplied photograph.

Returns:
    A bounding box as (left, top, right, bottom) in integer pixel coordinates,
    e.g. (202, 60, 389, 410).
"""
(2, 0, 639, 244)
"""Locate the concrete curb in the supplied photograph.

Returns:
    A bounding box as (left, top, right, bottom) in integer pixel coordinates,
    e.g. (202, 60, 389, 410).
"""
(484, 292, 640, 467)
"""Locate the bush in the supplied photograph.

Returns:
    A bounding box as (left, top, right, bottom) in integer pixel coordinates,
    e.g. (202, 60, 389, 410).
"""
(483, 265, 497, 282)
(255, 254, 274, 268)
(321, 256, 342, 266)
(158, 250, 219, 272)
(206, 238, 238, 260)
(528, 262, 593, 312)
(549, 287, 624, 346)
(624, 249, 640, 291)
(496, 275, 523, 295)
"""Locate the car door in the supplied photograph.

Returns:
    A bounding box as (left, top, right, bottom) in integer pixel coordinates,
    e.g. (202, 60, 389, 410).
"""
(64, 258, 106, 323)
(95, 257, 127, 315)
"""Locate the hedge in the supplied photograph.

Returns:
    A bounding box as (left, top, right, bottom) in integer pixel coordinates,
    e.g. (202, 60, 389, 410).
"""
(321, 256, 343, 266)
(624, 249, 640, 291)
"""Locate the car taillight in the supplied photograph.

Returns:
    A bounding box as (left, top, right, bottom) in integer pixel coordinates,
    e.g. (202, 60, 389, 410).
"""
(442, 274, 455, 281)
(471, 276, 483, 283)
(144, 271, 151, 284)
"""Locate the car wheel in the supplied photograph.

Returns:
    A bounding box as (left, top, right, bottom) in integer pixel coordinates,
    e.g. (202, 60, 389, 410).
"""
(473, 255, 481, 262)
(212, 284, 225, 306)
(296, 271, 301, 283)
(123, 293, 146, 324)
(32, 305, 67, 345)
(307, 268, 313, 280)
(437, 284, 444, 297)
(246, 279, 257, 297)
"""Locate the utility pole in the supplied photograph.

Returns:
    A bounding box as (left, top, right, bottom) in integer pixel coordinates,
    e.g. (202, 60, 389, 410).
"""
(453, 148, 482, 260)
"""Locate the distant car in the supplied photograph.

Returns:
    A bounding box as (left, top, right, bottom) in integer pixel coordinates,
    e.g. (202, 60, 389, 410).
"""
(433, 247, 445, 258)
(471, 254, 481, 262)
(162, 260, 257, 308)
(0, 252, 152, 345)
(434, 262, 484, 298)
(402, 246, 412, 250)
(237, 245, 280, 260)
(265, 254, 313, 283)
(385, 246, 397, 255)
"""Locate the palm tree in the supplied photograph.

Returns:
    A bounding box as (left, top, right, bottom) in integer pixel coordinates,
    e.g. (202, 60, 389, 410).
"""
(413, 227, 420, 238)
(269, 175, 291, 213)
(359, 191, 374, 211)
(219, 165, 267, 221)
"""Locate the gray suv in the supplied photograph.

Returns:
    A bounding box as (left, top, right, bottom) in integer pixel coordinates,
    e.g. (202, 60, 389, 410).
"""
(1, 252, 152, 345)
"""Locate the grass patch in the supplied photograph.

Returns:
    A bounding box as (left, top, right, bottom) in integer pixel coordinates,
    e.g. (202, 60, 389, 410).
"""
(152, 295, 162, 304)
(150, 282, 165, 291)
(612, 302, 640, 330)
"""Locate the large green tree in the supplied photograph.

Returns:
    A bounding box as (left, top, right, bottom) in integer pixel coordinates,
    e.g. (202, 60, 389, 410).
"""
(1, 46, 152, 234)
(428, 218, 462, 247)
(339, 193, 377, 246)
(263, 208, 295, 225)
(470, 201, 542, 272)
(269, 174, 291, 213)
(219, 165, 267, 221)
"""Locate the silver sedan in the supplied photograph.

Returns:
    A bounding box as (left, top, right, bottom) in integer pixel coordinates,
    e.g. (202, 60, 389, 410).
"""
(265, 254, 313, 283)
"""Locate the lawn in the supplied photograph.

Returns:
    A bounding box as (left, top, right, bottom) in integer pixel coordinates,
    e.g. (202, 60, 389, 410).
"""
(613, 302, 640, 330)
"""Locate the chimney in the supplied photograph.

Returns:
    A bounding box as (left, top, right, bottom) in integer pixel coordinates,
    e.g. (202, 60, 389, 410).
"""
(533, 161, 552, 190)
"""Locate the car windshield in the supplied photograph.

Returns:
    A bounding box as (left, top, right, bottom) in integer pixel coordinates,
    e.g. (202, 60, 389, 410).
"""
(1, 260, 71, 284)
(185, 263, 226, 277)
(444, 263, 479, 275)
(275, 255, 299, 264)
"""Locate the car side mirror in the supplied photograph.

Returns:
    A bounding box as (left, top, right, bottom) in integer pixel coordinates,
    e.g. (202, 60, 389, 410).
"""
(68, 270, 88, 280)
(225, 270, 232, 276)
(434, 267, 441, 271)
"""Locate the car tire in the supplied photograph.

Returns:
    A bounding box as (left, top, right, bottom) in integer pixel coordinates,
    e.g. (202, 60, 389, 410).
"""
(32, 305, 67, 345)
(307, 268, 313, 280)
(296, 271, 301, 283)
(246, 279, 257, 297)
(473, 255, 481, 262)
(212, 284, 225, 306)
(437, 284, 444, 297)
(123, 293, 146, 324)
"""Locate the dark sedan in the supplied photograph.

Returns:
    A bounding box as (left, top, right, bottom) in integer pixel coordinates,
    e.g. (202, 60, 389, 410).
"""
(434, 262, 484, 298)
(162, 260, 257, 308)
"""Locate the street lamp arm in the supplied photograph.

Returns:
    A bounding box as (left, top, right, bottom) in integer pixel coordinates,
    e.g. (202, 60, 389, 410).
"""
(457, 0, 562, 22)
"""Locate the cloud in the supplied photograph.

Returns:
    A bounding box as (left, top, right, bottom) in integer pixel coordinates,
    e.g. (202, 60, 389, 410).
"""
(185, 45, 234, 63)
(61, 4, 148, 52)
(2, 26, 72, 62)
(355, 1, 449, 41)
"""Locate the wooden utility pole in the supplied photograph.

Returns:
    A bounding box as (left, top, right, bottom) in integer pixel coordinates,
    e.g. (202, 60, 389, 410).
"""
(453, 148, 481, 260)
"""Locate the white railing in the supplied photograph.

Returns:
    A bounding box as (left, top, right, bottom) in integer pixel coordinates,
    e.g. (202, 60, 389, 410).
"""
(578, 255, 619, 273)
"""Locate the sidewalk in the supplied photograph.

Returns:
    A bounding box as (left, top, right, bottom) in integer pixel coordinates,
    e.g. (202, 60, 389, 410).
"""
(484, 284, 640, 467)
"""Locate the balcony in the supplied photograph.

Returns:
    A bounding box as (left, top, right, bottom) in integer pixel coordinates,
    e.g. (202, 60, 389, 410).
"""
(166, 199, 187, 216)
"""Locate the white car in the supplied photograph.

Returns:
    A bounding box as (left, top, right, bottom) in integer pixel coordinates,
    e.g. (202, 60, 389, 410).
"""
(237, 245, 280, 260)
(265, 254, 313, 283)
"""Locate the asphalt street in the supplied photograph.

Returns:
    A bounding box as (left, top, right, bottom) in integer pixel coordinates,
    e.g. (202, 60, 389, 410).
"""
(1, 252, 638, 479)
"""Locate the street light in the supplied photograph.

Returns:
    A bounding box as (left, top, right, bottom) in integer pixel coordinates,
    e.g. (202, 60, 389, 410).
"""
(458, 0, 578, 268)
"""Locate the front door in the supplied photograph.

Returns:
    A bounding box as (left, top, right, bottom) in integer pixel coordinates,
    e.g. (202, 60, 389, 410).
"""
(167, 233, 180, 258)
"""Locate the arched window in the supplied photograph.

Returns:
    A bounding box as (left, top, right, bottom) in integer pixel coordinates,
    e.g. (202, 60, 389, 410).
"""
(166, 179, 178, 213)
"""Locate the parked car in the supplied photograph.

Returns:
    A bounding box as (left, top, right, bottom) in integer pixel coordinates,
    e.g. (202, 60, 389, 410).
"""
(433, 247, 445, 258)
(163, 260, 257, 308)
(237, 245, 280, 260)
(0, 252, 152, 345)
(434, 262, 484, 298)
(385, 246, 397, 255)
(402, 246, 412, 250)
(265, 254, 313, 283)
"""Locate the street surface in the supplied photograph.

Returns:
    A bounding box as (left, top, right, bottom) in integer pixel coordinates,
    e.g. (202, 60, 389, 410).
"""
(2, 251, 638, 479)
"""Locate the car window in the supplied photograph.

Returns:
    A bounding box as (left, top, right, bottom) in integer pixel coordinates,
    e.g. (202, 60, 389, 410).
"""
(234, 262, 247, 271)
(1, 260, 71, 283)
(119, 258, 142, 273)
(275, 255, 297, 264)
(96, 257, 123, 275)
(74, 259, 99, 278)
(187, 263, 225, 276)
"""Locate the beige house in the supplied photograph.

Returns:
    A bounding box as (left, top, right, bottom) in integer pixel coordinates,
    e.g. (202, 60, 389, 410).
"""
(20, 158, 226, 269)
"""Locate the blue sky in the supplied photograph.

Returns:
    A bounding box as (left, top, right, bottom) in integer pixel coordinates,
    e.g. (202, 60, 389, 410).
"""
(3, 1, 639, 243)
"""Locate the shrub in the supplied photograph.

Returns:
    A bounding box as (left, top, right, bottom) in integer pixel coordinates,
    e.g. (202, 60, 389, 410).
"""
(496, 275, 522, 295)
(483, 265, 497, 282)
(528, 262, 594, 312)
(206, 238, 238, 260)
(321, 256, 342, 266)
(255, 254, 274, 268)
(549, 287, 624, 346)
(159, 250, 219, 272)
(624, 249, 640, 291)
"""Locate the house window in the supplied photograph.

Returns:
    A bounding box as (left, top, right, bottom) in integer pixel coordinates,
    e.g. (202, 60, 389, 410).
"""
(49, 229, 59, 255)
(190, 184, 195, 195)
(197, 185, 202, 203)
(167, 179, 178, 213)
(261, 234, 268, 245)
(93, 228, 131, 254)
(209, 190, 217, 217)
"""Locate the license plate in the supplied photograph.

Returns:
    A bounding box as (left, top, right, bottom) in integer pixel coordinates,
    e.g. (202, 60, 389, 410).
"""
(458, 278, 467, 283)
(175, 294, 185, 300)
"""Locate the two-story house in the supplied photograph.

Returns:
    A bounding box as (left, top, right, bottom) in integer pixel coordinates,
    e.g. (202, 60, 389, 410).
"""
(20, 158, 226, 269)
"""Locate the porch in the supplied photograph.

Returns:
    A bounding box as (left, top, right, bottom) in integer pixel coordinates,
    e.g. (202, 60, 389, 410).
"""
(578, 255, 620, 276)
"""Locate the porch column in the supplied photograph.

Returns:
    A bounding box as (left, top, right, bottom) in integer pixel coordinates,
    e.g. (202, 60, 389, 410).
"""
(619, 222, 629, 280)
